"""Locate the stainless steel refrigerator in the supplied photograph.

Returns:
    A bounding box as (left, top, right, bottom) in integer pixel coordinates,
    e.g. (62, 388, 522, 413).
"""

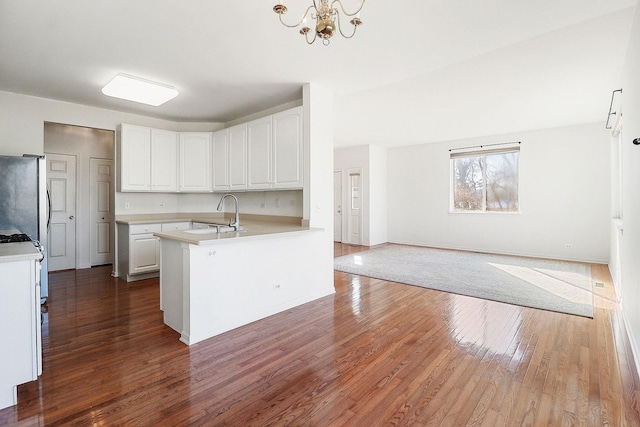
(0, 155, 49, 300)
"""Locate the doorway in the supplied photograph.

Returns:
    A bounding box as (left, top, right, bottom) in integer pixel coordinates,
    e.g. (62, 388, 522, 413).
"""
(46, 154, 77, 271)
(334, 170, 343, 242)
(90, 158, 115, 266)
(44, 122, 115, 270)
(348, 169, 362, 245)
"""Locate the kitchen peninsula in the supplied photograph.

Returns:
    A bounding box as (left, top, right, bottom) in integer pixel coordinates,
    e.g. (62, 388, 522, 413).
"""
(152, 216, 333, 345)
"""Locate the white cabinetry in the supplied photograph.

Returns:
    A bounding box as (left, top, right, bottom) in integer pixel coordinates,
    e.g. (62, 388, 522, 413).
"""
(248, 106, 303, 190)
(119, 107, 301, 195)
(0, 258, 41, 410)
(119, 124, 178, 192)
(213, 124, 247, 192)
(151, 129, 178, 192)
(117, 223, 161, 281)
(128, 224, 161, 276)
(179, 133, 212, 192)
(120, 124, 151, 191)
(247, 116, 272, 190)
(272, 107, 304, 189)
(117, 222, 192, 282)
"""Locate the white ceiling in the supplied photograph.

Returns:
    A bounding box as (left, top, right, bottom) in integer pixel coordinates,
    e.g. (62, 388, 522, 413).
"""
(0, 0, 637, 148)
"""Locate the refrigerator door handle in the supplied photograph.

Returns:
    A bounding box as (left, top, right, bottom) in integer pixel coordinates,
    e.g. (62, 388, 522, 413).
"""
(47, 188, 52, 230)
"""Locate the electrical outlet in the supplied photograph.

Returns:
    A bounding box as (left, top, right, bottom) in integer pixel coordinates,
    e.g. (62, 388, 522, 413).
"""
(158, 202, 166, 208)
(565, 243, 572, 248)
(273, 284, 282, 291)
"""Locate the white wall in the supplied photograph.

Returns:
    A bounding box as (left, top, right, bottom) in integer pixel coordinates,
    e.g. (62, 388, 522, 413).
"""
(615, 4, 640, 378)
(117, 190, 303, 218)
(303, 83, 334, 296)
(0, 90, 222, 155)
(369, 144, 388, 246)
(387, 123, 610, 263)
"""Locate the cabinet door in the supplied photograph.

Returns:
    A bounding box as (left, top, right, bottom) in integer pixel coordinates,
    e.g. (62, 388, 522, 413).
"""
(212, 129, 229, 191)
(272, 107, 303, 189)
(179, 132, 212, 192)
(151, 129, 178, 192)
(120, 124, 151, 191)
(0, 259, 40, 404)
(247, 116, 272, 190)
(129, 234, 160, 274)
(228, 124, 247, 191)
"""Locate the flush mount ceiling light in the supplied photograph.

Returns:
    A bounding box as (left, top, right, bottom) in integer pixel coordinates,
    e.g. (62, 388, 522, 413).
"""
(273, 0, 364, 46)
(101, 74, 178, 106)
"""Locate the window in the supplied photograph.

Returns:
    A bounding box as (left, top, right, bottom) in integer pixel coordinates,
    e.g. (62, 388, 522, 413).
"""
(350, 172, 360, 210)
(451, 147, 519, 213)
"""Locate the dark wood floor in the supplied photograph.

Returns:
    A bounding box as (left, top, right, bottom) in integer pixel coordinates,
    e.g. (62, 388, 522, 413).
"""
(1, 243, 639, 426)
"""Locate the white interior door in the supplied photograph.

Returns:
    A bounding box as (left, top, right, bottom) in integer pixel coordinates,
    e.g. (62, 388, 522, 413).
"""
(46, 154, 77, 271)
(90, 158, 114, 266)
(349, 170, 362, 245)
(334, 171, 342, 242)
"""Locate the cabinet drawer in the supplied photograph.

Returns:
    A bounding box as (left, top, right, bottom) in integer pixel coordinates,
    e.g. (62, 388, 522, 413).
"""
(129, 223, 162, 235)
(161, 222, 191, 231)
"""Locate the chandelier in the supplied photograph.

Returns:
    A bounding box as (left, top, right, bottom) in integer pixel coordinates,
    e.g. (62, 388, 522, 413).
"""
(273, 0, 365, 46)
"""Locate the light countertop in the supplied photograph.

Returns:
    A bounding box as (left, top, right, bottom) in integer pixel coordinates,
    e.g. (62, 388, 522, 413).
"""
(115, 213, 317, 246)
(0, 230, 42, 263)
(0, 242, 42, 263)
(154, 219, 319, 246)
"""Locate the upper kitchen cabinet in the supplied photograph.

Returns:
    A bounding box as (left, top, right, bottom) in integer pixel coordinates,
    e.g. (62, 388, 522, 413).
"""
(120, 124, 151, 191)
(212, 124, 247, 192)
(247, 106, 303, 190)
(247, 116, 273, 190)
(178, 132, 212, 192)
(272, 107, 303, 189)
(119, 125, 178, 192)
(151, 129, 178, 192)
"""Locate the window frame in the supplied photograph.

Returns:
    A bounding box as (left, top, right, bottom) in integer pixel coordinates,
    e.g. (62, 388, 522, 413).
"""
(449, 146, 520, 214)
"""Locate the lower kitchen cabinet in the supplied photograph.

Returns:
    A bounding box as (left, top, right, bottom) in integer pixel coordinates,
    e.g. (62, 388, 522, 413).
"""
(117, 222, 192, 282)
(129, 232, 160, 275)
(0, 258, 41, 410)
(117, 223, 161, 282)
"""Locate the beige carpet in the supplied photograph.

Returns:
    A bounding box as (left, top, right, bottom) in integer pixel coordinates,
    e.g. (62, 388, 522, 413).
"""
(334, 244, 593, 317)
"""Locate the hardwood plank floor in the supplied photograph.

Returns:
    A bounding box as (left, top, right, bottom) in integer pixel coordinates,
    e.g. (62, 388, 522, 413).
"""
(1, 243, 639, 426)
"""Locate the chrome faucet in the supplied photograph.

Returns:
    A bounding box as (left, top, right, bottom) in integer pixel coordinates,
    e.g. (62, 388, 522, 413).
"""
(216, 194, 240, 231)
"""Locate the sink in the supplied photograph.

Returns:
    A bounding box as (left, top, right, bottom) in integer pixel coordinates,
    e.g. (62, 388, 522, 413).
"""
(184, 226, 244, 235)
(184, 229, 219, 235)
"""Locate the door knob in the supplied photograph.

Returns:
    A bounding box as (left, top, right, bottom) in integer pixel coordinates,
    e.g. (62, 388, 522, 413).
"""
(69, 215, 74, 220)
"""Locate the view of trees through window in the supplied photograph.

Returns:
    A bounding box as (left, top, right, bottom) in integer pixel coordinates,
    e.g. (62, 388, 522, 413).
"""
(452, 150, 519, 212)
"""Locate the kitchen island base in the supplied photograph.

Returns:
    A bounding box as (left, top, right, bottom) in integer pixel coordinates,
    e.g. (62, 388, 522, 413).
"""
(159, 229, 333, 345)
